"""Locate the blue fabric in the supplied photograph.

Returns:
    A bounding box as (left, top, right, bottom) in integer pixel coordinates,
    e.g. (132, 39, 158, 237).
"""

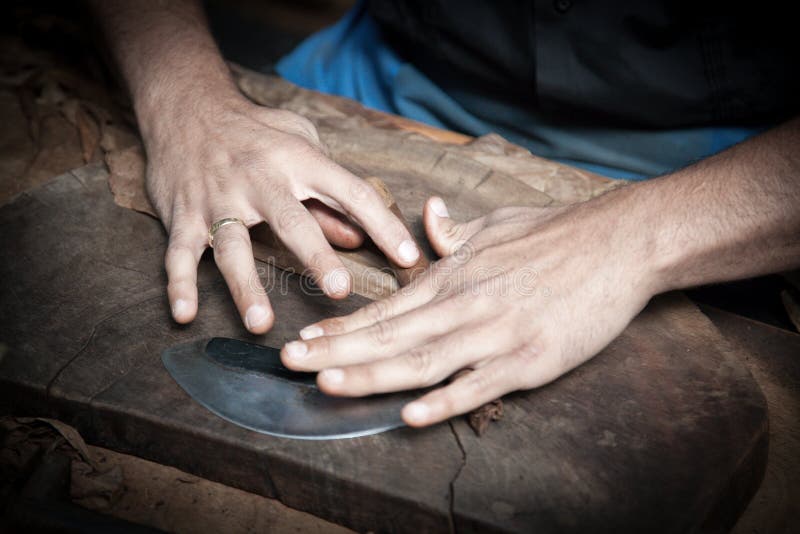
(277, 2, 762, 180)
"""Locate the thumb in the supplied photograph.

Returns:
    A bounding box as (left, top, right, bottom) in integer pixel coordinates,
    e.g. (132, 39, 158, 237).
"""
(423, 197, 484, 258)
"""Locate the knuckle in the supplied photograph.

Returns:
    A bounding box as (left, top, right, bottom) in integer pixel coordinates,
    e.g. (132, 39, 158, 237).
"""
(368, 319, 396, 346)
(445, 222, 466, 242)
(366, 298, 393, 324)
(451, 239, 477, 262)
(165, 243, 195, 269)
(306, 249, 333, 273)
(461, 369, 492, 394)
(352, 365, 376, 389)
(406, 348, 434, 383)
(267, 137, 317, 168)
(516, 341, 544, 367)
(514, 343, 547, 389)
(204, 147, 233, 170)
(437, 391, 459, 417)
(347, 180, 371, 204)
(317, 317, 345, 335)
(229, 147, 267, 172)
(310, 333, 332, 356)
(274, 204, 309, 233)
(428, 265, 452, 297)
(213, 233, 248, 261)
(264, 109, 316, 138)
(166, 280, 188, 296)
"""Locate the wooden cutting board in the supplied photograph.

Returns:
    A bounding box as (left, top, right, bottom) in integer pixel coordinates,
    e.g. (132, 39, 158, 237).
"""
(0, 160, 767, 532)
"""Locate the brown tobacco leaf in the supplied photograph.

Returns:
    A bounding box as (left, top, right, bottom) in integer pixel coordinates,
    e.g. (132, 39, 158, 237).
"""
(60, 99, 95, 162)
(76, 106, 101, 163)
(461, 133, 623, 205)
(105, 144, 155, 217)
(1, 416, 124, 511)
(468, 399, 504, 436)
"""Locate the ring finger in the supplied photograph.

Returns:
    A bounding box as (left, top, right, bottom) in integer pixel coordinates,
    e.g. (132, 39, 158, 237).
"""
(209, 213, 274, 333)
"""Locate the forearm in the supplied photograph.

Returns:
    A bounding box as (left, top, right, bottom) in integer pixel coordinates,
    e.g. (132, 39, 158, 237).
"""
(637, 118, 800, 294)
(88, 0, 239, 140)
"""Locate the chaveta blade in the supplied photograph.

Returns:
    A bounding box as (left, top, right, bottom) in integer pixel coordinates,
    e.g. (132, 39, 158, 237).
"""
(161, 337, 422, 440)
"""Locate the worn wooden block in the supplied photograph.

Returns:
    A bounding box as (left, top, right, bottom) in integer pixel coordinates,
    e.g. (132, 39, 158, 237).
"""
(0, 164, 768, 532)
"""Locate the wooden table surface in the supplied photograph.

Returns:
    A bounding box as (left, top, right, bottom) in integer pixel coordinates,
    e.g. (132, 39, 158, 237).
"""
(0, 160, 769, 533)
(703, 307, 800, 534)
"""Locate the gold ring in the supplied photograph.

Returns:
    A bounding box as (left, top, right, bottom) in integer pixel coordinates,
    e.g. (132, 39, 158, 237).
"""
(208, 217, 245, 247)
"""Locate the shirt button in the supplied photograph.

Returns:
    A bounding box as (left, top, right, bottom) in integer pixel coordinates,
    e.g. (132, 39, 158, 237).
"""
(554, 0, 573, 13)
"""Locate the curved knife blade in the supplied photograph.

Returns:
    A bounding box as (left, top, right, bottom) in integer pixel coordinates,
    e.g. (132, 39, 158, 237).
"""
(162, 337, 423, 440)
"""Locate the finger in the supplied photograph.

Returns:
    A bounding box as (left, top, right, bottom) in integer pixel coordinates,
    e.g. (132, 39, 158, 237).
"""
(304, 199, 365, 249)
(283, 292, 482, 371)
(296, 266, 440, 340)
(165, 215, 207, 324)
(309, 165, 420, 267)
(424, 197, 485, 257)
(401, 355, 522, 427)
(316, 326, 507, 397)
(211, 219, 274, 334)
(264, 194, 351, 298)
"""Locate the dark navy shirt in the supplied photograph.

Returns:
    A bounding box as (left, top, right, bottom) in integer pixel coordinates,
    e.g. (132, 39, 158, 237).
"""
(368, 0, 799, 128)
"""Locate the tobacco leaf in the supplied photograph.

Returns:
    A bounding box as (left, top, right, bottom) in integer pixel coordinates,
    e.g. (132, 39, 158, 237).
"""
(468, 399, 504, 436)
(105, 144, 155, 216)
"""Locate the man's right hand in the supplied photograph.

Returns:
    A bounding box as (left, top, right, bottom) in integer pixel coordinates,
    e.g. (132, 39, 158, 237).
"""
(146, 91, 420, 333)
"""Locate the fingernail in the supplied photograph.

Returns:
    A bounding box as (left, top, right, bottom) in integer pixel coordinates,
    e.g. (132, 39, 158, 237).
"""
(404, 402, 430, 423)
(398, 239, 420, 263)
(323, 268, 350, 295)
(284, 341, 309, 361)
(172, 298, 190, 319)
(245, 305, 269, 330)
(299, 325, 324, 340)
(430, 197, 449, 218)
(320, 368, 344, 385)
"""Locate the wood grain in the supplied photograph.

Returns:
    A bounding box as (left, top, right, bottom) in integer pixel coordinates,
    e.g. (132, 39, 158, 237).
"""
(703, 307, 800, 534)
(0, 164, 768, 532)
